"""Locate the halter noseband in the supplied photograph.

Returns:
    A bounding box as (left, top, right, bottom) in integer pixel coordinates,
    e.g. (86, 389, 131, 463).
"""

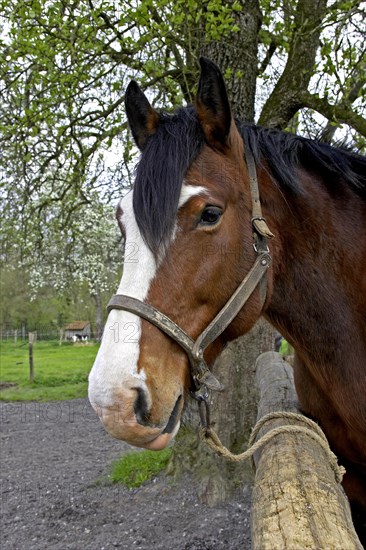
(107, 148, 273, 429)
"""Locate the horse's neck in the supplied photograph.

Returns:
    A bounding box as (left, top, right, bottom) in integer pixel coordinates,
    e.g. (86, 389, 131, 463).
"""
(265, 180, 366, 369)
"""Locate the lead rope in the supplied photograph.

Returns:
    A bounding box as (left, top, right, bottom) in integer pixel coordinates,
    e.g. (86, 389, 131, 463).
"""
(200, 411, 345, 484)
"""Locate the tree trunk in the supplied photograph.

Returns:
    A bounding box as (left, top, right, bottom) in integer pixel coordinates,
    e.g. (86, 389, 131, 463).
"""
(93, 288, 103, 341)
(169, 319, 275, 505)
(200, 0, 261, 122)
(251, 352, 362, 549)
(169, 1, 277, 504)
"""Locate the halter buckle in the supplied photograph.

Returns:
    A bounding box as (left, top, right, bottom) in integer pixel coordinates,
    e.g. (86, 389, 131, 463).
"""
(251, 216, 274, 239)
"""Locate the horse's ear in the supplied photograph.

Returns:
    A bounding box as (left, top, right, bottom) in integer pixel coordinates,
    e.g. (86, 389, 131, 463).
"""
(125, 81, 160, 151)
(196, 57, 232, 150)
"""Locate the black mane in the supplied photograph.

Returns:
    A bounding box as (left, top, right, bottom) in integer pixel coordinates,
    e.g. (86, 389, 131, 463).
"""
(132, 106, 204, 255)
(132, 106, 366, 255)
(241, 124, 366, 199)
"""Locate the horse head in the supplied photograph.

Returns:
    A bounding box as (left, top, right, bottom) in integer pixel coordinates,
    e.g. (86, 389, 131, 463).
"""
(88, 59, 273, 449)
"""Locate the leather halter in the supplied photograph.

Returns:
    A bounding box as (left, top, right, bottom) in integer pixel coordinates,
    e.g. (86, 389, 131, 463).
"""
(107, 147, 273, 427)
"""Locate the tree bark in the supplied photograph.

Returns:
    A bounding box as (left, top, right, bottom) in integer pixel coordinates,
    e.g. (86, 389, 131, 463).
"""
(169, 1, 276, 504)
(93, 287, 103, 341)
(251, 352, 362, 549)
(200, 0, 262, 122)
(169, 319, 275, 505)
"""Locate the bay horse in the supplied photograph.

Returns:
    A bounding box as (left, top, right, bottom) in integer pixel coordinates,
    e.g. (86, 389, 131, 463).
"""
(89, 58, 366, 540)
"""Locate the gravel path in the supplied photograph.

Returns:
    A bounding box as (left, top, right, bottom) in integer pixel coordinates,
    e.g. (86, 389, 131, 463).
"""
(1, 399, 251, 550)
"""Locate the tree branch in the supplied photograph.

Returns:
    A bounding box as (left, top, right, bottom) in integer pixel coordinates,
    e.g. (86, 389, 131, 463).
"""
(319, 60, 366, 142)
(258, 38, 278, 76)
(302, 92, 366, 137)
(259, 0, 328, 128)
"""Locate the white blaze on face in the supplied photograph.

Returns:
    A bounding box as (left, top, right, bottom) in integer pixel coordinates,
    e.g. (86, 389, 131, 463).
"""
(178, 184, 206, 209)
(88, 185, 207, 408)
(88, 190, 156, 407)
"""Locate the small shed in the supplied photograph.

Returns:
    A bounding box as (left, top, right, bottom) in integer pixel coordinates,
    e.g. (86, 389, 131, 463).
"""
(64, 321, 91, 341)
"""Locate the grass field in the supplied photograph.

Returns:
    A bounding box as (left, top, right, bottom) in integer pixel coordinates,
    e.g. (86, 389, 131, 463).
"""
(0, 340, 99, 401)
(109, 448, 172, 488)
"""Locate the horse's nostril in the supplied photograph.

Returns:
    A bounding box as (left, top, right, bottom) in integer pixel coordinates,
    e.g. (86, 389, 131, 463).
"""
(133, 387, 151, 426)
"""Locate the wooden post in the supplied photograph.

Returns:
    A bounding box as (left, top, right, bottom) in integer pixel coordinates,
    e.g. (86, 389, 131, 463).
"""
(251, 351, 362, 549)
(28, 332, 36, 383)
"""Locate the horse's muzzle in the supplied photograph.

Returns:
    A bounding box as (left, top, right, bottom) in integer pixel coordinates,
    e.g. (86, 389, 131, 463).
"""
(89, 387, 182, 450)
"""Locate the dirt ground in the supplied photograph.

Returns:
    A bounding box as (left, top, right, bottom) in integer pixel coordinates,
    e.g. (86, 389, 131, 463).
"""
(1, 398, 252, 550)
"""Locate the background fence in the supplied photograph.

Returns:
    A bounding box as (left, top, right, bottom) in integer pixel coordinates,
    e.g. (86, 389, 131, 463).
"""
(0, 324, 99, 342)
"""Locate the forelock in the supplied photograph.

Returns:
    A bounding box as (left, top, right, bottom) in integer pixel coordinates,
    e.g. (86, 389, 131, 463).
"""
(132, 106, 204, 256)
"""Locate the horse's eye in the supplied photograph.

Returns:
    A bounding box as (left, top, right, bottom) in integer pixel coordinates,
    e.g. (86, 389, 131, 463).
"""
(199, 206, 223, 226)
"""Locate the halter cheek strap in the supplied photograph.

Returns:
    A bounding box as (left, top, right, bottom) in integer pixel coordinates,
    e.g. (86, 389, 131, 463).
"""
(107, 250, 271, 394)
(106, 148, 273, 428)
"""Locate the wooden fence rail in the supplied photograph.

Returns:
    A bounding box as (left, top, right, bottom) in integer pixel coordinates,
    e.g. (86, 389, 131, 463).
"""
(251, 352, 362, 549)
